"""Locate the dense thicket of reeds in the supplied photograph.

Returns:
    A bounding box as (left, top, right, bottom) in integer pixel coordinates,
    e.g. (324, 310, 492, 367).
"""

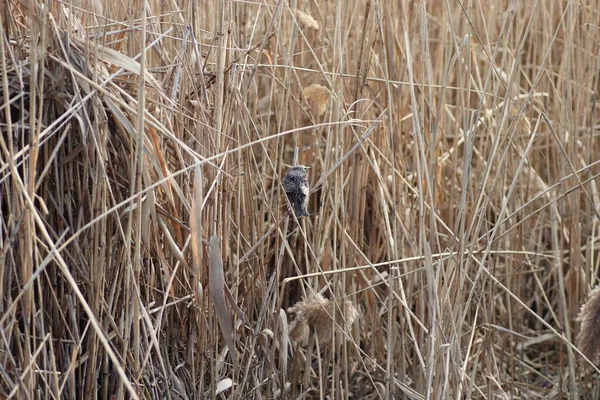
(2, 0, 600, 398)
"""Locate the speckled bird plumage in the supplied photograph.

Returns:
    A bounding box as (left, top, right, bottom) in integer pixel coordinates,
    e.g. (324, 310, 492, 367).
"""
(282, 165, 310, 217)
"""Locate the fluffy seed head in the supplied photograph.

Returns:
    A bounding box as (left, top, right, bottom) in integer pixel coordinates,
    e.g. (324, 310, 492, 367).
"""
(577, 284, 600, 365)
(288, 293, 359, 344)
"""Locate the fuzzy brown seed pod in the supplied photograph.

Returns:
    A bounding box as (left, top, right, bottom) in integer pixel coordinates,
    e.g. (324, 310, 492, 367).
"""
(577, 284, 600, 365)
(288, 293, 358, 344)
(295, 10, 320, 31)
(303, 84, 329, 117)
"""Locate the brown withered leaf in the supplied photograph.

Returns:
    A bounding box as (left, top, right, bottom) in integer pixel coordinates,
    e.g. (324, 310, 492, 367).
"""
(208, 235, 237, 368)
(190, 164, 203, 279)
(279, 309, 289, 378)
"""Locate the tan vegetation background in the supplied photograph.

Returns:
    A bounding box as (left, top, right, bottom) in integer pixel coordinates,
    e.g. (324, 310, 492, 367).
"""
(2, 0, 600, 398)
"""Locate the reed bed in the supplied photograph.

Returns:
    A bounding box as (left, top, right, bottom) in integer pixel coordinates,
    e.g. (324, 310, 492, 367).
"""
(2, 0, 600, 398)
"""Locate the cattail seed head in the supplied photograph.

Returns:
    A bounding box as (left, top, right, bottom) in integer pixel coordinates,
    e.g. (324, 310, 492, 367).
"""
(577, 284, 600, 365)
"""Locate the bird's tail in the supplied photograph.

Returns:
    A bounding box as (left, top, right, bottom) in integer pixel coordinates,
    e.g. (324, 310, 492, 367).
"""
(294, 203, 309, 218)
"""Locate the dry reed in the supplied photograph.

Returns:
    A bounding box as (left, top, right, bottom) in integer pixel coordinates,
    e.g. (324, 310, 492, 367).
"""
(2, 0, 600, 399)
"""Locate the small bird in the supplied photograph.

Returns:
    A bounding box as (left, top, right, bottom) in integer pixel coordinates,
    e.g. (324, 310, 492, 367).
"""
(282, 165, 311, 218)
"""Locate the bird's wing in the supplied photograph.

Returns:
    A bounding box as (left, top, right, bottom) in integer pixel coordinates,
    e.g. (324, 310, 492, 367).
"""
(282, 176, 296, 193)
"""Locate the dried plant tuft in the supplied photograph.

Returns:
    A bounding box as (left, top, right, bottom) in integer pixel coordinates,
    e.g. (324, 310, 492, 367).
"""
(577, 284, 600, 365)
(288, 293, 358, 344)
(303, 84, 330, 117)
(295, 9, 320, 31)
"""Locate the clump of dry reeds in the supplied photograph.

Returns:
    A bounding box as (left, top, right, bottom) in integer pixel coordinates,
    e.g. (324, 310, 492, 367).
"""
(3, 0, 600, 399)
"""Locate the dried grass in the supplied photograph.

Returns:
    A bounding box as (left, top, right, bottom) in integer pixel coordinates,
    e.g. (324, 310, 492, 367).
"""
(2, 0, 600, 399)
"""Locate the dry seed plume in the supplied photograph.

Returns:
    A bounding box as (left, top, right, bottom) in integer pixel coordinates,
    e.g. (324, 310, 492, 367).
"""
(577, 284, 600, 365)
(288, 293, 358, 344)
(295, 10, 320, 31)
(303, 84, 330, 117)
(282, 165, 311, 218)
